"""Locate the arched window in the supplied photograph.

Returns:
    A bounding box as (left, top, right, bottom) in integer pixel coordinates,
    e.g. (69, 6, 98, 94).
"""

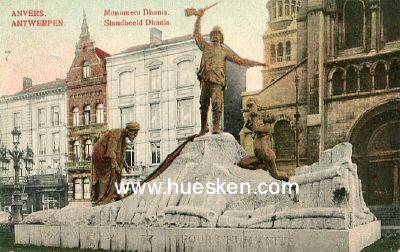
(285, 0, 290, 16)
(119, 71, 132, 96)
(72, 107, 79, 126)
(73, 140, 81, 161)
(83, 178, 90, 200)
(332, 69, 345, 96)
(360, 65, 372, 92)
(84, 139, 92, 160)
(374, 62, 387, 90)
(285, 41, 291, 61)
(278, 1, 283, 17)
(96, 103, 104, 124)
(177, 60, 194, 87)
(125, 139, 135, 167)
(83, 61, 91, 79)
(297, 1, 301, 13)
(273, 120, 294, 159)
(270, 44, 276, 63)
(291, 0, 296, 14)
(344, 0, 364, 49)
(382, 0, 400, 42)
(272, 2, 277, 18)
(73, 178, 82, 200)
(84, 105, 91, 125)
(346, 67, 358, 93)
(389, 59, 400, 88)
(277, 43, 284, 62)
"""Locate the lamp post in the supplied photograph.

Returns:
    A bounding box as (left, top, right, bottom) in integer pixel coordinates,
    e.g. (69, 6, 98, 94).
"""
(0, 128, 34, 223)
(294, 71, 301, 167)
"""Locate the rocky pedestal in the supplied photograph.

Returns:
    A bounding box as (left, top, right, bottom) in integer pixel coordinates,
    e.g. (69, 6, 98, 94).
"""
(15, 133, 380, 251)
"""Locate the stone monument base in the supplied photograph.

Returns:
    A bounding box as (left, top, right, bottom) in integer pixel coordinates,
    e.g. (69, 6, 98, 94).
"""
(15, 221, 380, 252)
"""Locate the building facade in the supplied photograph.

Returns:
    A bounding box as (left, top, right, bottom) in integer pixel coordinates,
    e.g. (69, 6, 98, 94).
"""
(241, 0, 400, 211)
(66, 12, 109, 203)
(107, 28, 246, 178)
(0, 78, 68, 213)
(263, 0, 301, 87)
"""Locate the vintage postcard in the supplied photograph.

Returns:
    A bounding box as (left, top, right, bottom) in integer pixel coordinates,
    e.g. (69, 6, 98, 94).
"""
(0, 0, 398, 251)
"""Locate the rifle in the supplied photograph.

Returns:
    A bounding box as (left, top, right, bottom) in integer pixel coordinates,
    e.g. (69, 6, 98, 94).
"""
(185, 1, 222, 17)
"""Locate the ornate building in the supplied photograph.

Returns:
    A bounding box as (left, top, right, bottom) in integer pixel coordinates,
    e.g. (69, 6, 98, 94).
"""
(263, 0, 301, 87)
(0, 78, 68, 213)
(107, 28, 246, 178)
(241, 0, 400, 216)
(66, 12, 109, 204)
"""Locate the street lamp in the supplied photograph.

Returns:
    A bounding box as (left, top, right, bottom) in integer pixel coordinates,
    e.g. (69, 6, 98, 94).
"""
(0, 128, 34, 223)
(294, 71, 301, 167)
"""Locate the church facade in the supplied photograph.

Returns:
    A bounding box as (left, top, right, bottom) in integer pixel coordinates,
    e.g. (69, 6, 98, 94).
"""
(241, 0, 400, 209)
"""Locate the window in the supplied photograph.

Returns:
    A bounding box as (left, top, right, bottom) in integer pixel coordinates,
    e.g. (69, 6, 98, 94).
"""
(52, 132, 60, 153)
(83, 178, 90, 200)
(53, 159, 60, 172)
(151, 142, 161, 164)
(360, 65, 372, 92)
(177, 99, 193, 127)
(278, 1, 283, 17)
(73, 140, 81, 161)
(74, 178, 82, 200)
(285, 0, 290, 16)
(84, 139, 92, 160)
(13, 112, 21, 130)
(291, 0, 296, 14)
(285, 41, 291, 61)
(389, 59, 400, 88)
(72, 107, 79, 126)
(149, 67, 161, 91)
(120, 106, 134, 128)
(83, 61, 91, 78)
(374, 62, 387, 90)
(125, 139, 135, 167)
(150, 103, 160, 129)
(272, 2, 277, 18)
(382, 1, 400, 42)
(39, 160, 46, 174)
(177, 61, 194, 87)
(332, 69, 344, 96)
(119, 71, 132, 96)
(344, 1, 364, 49)
(96, 103, 104, 124)
(38, 134, 46, 155)
(346, 67, 358, 93)
(270, 44, 276, 63)
(273, 120, 294, 159)
(84, 105, 91, 125)
(51, 106, 60, 126)
(277, 43, 283, 62)
(38, 108, 45, 127)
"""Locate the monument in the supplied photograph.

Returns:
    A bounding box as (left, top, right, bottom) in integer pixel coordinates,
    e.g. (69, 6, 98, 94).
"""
(14, 4, 380, 252)
(15, 134, 380, 251)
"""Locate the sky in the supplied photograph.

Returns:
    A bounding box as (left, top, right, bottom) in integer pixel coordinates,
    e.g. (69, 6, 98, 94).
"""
(0, 0, 268, 96)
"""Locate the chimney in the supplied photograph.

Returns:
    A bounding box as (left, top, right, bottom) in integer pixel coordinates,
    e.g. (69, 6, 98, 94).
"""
(150, 28, 162, 45)
(23, 77, 32, 90)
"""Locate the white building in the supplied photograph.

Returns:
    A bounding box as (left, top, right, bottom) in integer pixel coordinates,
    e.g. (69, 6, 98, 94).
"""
(107, 29, 203, 177)
(0, 78, 69, 212)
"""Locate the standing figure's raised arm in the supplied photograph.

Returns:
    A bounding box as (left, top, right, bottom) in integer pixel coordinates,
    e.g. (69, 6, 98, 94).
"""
(194, 9, 209, 51)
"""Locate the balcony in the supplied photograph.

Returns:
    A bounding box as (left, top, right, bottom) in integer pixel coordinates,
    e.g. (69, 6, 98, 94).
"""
(65, 161, 92, 171)
(0, 174, 66, 186)
(69, 123, 106, 135)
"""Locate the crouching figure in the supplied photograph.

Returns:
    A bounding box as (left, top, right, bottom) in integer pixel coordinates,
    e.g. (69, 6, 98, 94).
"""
(238, 98, 289, 182)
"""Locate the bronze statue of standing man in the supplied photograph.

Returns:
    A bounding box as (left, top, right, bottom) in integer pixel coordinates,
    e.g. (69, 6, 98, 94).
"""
(186, 4, 266, 136)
